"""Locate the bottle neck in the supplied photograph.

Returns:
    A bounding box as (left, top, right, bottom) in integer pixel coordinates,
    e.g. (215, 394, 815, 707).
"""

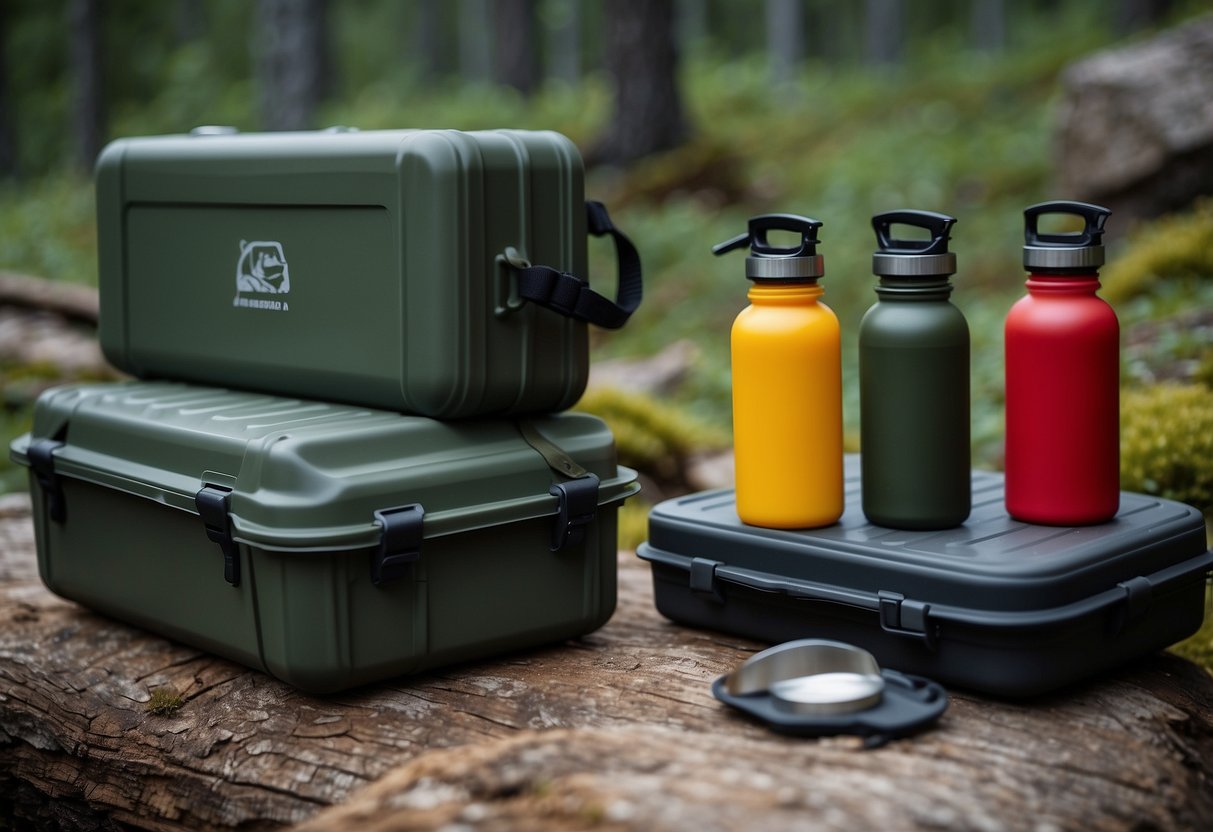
(1025, 273, 1101, 295)
(748, 282, 824, 304)
(873, 276, 953, 301)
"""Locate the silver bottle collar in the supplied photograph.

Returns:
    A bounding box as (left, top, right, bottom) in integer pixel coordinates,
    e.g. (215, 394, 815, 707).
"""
(1023, 244, 1105, 270)
(746, 254, 825, 281)
(872, 252, 956, 278)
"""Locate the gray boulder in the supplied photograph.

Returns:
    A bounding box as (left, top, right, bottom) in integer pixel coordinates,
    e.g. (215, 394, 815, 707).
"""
(1055, 13, 1213, 223)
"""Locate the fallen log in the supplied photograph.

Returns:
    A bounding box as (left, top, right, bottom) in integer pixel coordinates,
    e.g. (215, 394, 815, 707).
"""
(0, 272, 99, 325)
(0, 494, 1210, 831)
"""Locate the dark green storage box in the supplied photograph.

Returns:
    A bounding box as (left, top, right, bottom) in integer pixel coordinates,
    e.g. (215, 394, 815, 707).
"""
(10, 382, 639, 693)
(96, 128, 639, 418)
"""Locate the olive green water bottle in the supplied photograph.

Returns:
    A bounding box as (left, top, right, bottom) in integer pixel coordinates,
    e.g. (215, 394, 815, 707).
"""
(859, 210, 970, 529)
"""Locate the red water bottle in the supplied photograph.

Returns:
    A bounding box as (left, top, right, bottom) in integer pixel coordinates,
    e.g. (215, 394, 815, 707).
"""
(1005, 201, 1118, 525)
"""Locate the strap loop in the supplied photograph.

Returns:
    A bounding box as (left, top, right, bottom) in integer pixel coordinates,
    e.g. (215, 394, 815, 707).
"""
(511, 201, 642, 330)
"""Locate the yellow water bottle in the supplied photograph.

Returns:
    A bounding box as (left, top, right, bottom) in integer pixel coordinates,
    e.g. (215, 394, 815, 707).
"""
(713, 214, 843, 528)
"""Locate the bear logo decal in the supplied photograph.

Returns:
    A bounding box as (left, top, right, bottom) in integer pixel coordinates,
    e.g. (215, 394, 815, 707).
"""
(233, 240, 291, 310)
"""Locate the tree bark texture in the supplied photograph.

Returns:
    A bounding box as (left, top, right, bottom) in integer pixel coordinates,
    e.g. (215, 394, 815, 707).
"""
(492, 0, 539, 95)
(254, 0, 330, 132)
(591, 0, 689, 166)
(1, 495, 1212, 830)
(69, 0, 105, 171)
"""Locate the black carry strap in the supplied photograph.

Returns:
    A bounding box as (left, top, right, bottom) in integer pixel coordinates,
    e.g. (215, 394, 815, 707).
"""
(517, 421, 601, 552)
(512, 201, 643, 330)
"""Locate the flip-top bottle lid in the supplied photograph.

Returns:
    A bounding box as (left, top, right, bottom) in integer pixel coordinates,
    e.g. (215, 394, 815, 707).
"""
(1023, 200, 1111, 271)
(871, 210, 957, 277)
(712, 214, 824, 281)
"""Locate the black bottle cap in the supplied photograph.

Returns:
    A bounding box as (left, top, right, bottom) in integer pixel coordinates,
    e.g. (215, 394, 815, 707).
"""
(871, 210, 957, 278)
(1023, 200, 1111, 272)
(713, 214, 825, 281)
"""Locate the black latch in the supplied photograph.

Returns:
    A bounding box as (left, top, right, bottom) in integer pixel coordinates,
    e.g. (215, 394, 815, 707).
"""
(196, 485, 240, 587)
(28, 439, 67, 523)
(1109, 576, 1154, 636)
(878, 590, 936, 649)
(372, 504, 424, 585)
(549, 473, 600, 552)
(690, 557, 725, 604)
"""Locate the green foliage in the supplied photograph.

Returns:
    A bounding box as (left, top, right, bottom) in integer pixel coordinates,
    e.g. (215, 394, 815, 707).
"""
(145, 687, 184, 717)
(574, 387, 728, 481)
(0, 407, 33, 494)
(1102, 200, 1213, 305)
(1120, 383, 1213, 516)
(616, 500, 651, 552)
(0, 173, 97, 285)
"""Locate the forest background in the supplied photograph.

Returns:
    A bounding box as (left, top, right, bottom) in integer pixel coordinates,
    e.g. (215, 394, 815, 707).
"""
(0, 0, 1210, 557)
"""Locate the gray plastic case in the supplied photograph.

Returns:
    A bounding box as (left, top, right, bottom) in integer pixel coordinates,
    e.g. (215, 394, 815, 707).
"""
(638, 458, 1211, 696)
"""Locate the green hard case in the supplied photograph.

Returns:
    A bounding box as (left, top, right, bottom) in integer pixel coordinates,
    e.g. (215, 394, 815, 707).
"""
(11, 382, 639, 693)
(96, 128, 594, 418)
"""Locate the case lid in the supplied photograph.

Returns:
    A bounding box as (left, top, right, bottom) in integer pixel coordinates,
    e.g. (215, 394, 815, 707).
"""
(641, 457, 1208, 619)
(11, 382, 638, 553)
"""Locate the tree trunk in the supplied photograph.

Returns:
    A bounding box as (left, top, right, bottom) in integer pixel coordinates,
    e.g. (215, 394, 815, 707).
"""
(591, 0, 689, 166)
(1116, 0, 1175, 34)
(766, 0, 804, 87)
(971, 0, 1005, 53)
(457, 0, 492, 83)
(1, 497, 1212, 831)
(545, 0, 581, 86)
(0, 0, 16, 179)
(68, 0, 105, 171)
(492, 0, 539, 95)
(864, 0, 905, 67)
(414, 0, 450, 82)
(255, 0, 330, 132)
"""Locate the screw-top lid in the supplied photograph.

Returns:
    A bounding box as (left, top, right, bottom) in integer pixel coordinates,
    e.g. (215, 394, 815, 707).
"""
(712, 214, 824, 281)
(1023, 200, 1111, 272)
(871, 210, 957, 277)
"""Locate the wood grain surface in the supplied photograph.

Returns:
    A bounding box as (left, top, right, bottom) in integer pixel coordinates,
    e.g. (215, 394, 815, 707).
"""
(1, 493, 1210, 831)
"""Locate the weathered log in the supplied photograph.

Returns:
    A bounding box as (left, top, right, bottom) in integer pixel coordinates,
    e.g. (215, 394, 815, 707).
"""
(0, 493, 1211, 831)
(0, 274, 112, 385)
(0, 272, 99, 325)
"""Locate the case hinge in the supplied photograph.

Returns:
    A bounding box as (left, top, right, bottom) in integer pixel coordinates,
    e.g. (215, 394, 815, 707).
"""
(28, 439, 67, 523)
(878, 590, 936, 649)
(372, 504, 424, 585)
(690, 557, 725, 603)
(549, 474, 600, 552)
(196, 485, 240, 587)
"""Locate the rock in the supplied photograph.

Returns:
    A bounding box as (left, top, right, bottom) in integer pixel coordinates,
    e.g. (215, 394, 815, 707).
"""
(1055, 13, 1213, 223)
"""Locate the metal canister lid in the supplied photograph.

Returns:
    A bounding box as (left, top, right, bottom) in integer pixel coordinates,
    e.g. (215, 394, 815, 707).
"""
(1022, 200, 1111, 272)
(712, 639, 949, 746)
(871, 210, 957, 278)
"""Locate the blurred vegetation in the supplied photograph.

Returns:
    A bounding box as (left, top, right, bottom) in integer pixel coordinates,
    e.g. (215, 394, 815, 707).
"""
(1121, 383, 1213, 516)
(1103, 199, 1213, 305)
(1, 4, 1210, 508)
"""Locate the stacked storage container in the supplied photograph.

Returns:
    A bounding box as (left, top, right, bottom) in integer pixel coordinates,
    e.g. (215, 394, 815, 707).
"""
(10, 128, 641, 693)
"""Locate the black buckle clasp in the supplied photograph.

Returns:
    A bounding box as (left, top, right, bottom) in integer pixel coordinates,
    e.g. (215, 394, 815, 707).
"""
(549, 473, 600, 552)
